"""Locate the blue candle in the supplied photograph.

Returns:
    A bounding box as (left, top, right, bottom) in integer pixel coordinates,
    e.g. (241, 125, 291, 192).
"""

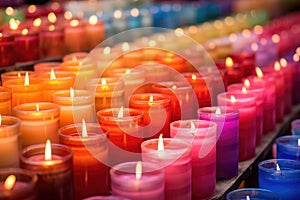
(226, 188, 280, 200)
(291, 119, 300, 135)
(276, 135, 300, 161)
(258, 159, 300, 200)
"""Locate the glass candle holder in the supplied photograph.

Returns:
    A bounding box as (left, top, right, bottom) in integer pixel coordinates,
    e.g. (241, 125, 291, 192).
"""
(291, 119, 300, 135)
(0, 87, 12, 115)
(258, 159, 300, 200)
(141, 138, 192, 200)
(33, 62, 61, 75)
(218, 91, 256, 161)
(276, 135, 300, 161)
(0, 34, 15, 67)
(198, 106, 239, 180)
(129, 93, 171, 139)
(170, 120, 217, 199)
(0, 115, 21, 168)
(64, 19, 87, 52)
(155, 52, 187, 73)
(226, 188, 280, 200)
(1, 71, 37, 85)
(14, 30, 39, 63)
(0, 168, 38, 200)
(83, 196, 130, 200)
(59, 123, 110, 199)
(13, 102, 60, 148)
(110, 161, 164, 200)
(20, 143, 74, 200)
(63, 52, 88, 62)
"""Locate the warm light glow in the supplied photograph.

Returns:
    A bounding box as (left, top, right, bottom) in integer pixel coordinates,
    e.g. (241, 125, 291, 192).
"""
(21, 28, 28, 35)
(208, 42, 216, 50)
(158, 134, 164, 151)
(149, 95, 154, 106)
(122, 42, 130, 52)
(148, 40, 157, 47)
(272, 34, 280, 43)
(9, 18, 19, 31)
(188, 26, 197, 34)
(51, 2, 60, 10)
(64, 11, 73, 20)
(131, 8, 139, 17)
(276, 163, 280, 171)
(225, 57, 233, 68)
(125, 69, 131, 74)
(254, 25, 263, 35)
(0, 114, 2, 126)
(24, 72, 30, 86)
(33, 18, 42, 27)
(229, 33, 237, 42)
(45, 140, 52, 161)
(70, 19, 79, 27)
(190, 121, 196, 130)
(242, 29, 251, 38)
(274, 61, 281, 71)
(135, 161, 142, 180)
(4, 175, 16, 190)
(101, 78, 107, 85)
(255, 67, 264, 78)
(215, 107, 221, 114)
(82, 119, 88, 138)
(103, 47, 110, 55)
(175, 28, 184, 37)
(49, 25, 55, 31)
(191, 74, 197, 80)
(293, 54, 299, 62)
(244, 79, 250, 88)
(242, 86, 247, 94)
(48, 12, 57, 23)
(297, 47, 300, 56)
(224, 16, 234, 26)
(89, 15, 98, 25)
(50, 68, 56, 80)
(117, 106, 124, 118)
(0, 33, 2, 37)
(28, 5, 37, 13)
(298, 138, 300, 147)
(251, 43, 258, 52)
(5, 7, 14, 16)
(17, 72, 21, 78)
(36, 104, 40, 112)
(172, 85, 177, 89)
(280, 58, 287, 68)
(70, 87, 74, 98)
(230, 95, 236, 103)
(114, 10, 122, 19)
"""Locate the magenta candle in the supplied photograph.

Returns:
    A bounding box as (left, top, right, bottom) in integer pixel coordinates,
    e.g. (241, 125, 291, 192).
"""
(141, 138, 192, 200)
(198, 106, 239, 180)
(170, 120, 217, 199)
(227, 82, 264, 145)
(218, 91, 257, 161)
(0, 33, 15, 67)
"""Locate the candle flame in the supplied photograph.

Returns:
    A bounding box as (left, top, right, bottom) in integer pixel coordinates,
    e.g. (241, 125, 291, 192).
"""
(9, 18, 19, 31)
(229, 33, 237, 42)
(70, 87, 74, 98)
(89, 15, 98, 25)
(4, 175, 16, 190)
(5, 7, 14, 16)
(33, 18, 42, 27)
(48, 12, 57, 23)
(280, 58, 287, 68)
(24, 72, 30, 86)
(246, 195, 250, 200)
(148, 95, 154, 106)
(255, 67, 263, 78)
(191, 74, 197, 80)
(103, 46, 110, 55)
(251, 43, 258, 52)
(158, 134, 164, 151)
(230, 95, 236, 103)
(135, 161, 142, 180)
(50, 68, 56, 80)
(254, 25, 263, 35)
(117, 106, 124, 118)
(298, 138, 300, 147)
(225, 57, 233, 69)
(148, 40, 157, 47)
(17, 73, 21, 78)
(215, 107, 221, 114)
(272, 34, 280, 43)
(101, 78, 107, 85)
(244, 79, 250, 88)
(274, 61, 281, 71)
(172, 85, 177, 89)
(122, 42, 130, 52)
(242, 29, 251, 38)
(114, 10, 122, 19)
(28, 5, 37, 13)
(70, 19, 79, 27)
(64, 11, 72, 20)
(293, 54, 299, 62)
(82, 119, 88, 138)
(190, 121, 196, 130)
(45, 139, 52, 161)
(21, 29, 28, 36)
(131, 8, 139, 17)
(36, 104, 39, 111)
(242, 86, 247, 94)
(297, 47, 300, 56)
(125, 69, 131, 74)
(49, 25, 55, 32)
(276, 163, 280, 171)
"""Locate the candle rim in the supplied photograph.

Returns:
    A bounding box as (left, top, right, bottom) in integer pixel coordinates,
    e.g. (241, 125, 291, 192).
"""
(276, 135, 300, 149)
(0, 115, 21, 138)
(97, 108, 144, 121)
(218, 91, 257, 103)
(152, 81, 193, 92)
(129, 93, 171, 104)
(226, 188, 280, 199)
(198, 106, 239, 118)
(259, 159, 300, 173)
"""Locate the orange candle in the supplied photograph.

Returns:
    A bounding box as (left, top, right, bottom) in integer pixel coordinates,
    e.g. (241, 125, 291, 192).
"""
(33, 62, 61, 75)
(0, 87, 12, 115)
(84, 15, 105, 50)
(63, 52, 88, 62)
(64, 19, 87, 52)
(1, 71, 37, 85)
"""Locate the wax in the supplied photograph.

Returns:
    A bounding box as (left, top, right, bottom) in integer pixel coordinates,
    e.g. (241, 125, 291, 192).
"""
(276, 136, 300, 161)
(227, 188, 280, 200)
(170, 120, 216, 199)
(63, 52, 88, 62)
(33, 62, 61, 75)
(198, 106, 239, 180)
(0, 87, 12, 115)
(215, 58, 243, 85)
(155, 52, 187, 73)
(0, 33, 15, 67)
(64, 19, 87, 52)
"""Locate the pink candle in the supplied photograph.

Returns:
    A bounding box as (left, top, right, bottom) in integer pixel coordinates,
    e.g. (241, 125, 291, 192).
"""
(64, 19, 87, 52)
(218, 91, 257, 161)
(170, 120, 216, 199)
(141, 138, 192, 200)
(84, 15, 105, 50)
(279, 58, 292, 114)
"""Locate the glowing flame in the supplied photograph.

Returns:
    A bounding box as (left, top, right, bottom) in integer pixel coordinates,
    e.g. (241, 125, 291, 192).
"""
(172, 85, 177, 89)
(255, 67, 264, 78)
(251, 43, 258, 52)
(191, 121, 196, 130)
(5, 7, 14, 16)
(36, 104, 39, 111)
(230, 95, 236, 103)
(125, 69, 131, 74)
(21, 29, 28, 35)
(131, 8, 139, 17)
(191, 74, 197, 80)
(117, 106, 124, 118)
(9, 18, 19, 30)
(101, 78, 107, 85)
(272, 34, 280, 43)
(17, 73, 21, 78)
(297, 47, 300, 56)
(274, 61, 281, 71)
(89, 15, 98, 25)
(148, 95, 154, 106)
(64, 11, 72, 20)
(33, 18, 41, 27)
(45, 139, 52, 161)
(246, 195, 250, 200)
(276, 163, 280, 171)
(82, 119, 88, 138)
(122, 42, 130, 52)
(244, 79, 250, 88)
(298, 138, 300, 147)
(49, 25, 55, 31)
(4, 175, 16, 190)
(254, 25, 263, 35)
(242, 86, 247, 94)
(158, 134, 164, 151)
(28, 5, 37, 13)
(50, 68, 56, 80)
(103, 47, 110, 55)
(114, 10, 122, 19)
(135, 161, 142, 180)
(280, 58, 287, 68)
(215, 107, 221, 114)
(70, 87, 74, 98)
(24, 72, 30, 86)
(293, 54, 299, 62)
(48, 12, 57, 23)
(242, 29, 251, 38)
(225, 57, 233, 69)
(70, 19, 79, 27)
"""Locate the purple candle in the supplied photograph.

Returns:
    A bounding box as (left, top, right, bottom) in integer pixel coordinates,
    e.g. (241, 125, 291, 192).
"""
(198, 106, 239, 180)
(170, 120, 216, 199)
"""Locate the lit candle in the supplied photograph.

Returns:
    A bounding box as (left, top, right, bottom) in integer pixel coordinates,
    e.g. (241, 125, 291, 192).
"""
(110, 161, 164, 200)
(0, 115, 20, 168)
(63, 52, 88, 62)
(276, 136, 300, 161)
(33, 62, 61, 75)
(259, 159, 300, 200)
(218, 92, 257, 161)
(292, 53, 300, 104)
(279, 58, 293, 114)
(227, 188, 280, 200)
(85, 15, 105, 50)
(25, 4, 43, 19)
(117, 42, 144, 68)
(0, 168, 38, 199)
(0, 87, 12, 115)
(52, 88, 94, 127)
(129, 93, 171, 139)
(215, 57, 243, 85)
(59, 121, 110, 199)
(229, 52, 256, 76)
(1, 71, 37, 85)
(155, 52, 187, 73)
(0, 33, 15, 67)
(13, 102, 60, 148)
(170, 120, 216, 199)
(20, 140, 74, 200)
(64, 19, 86, 52)
(141, 136, 192, 200)
(198, 106, 239, 180)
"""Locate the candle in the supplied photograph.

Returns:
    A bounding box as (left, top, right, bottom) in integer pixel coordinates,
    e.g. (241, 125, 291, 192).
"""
(215, 57, 243, 85)
(25, 5, 44, 19)
(1, 71, 37, 85)
(227, 81, 264, 145)
(276, 136, 300, 161)
(64, 19, 87, 52)
(110, 161, 164, 200)
(85, 15, 105, 50)
(38, 69, 75, 102)
(198, 106, 239, 180)
(141, 137, 192, 200)
(258, 159, 300, 200)
(218, 91, 257, 161)
(129, 93, 171, 139)
(52, 88, 94, 127)
(0, 115, 20, 168)
(63, 52, 88, 62)
(155, 52, 187, 73)
(0, 168, 38, 199)
(292, 54, 300, 104)
(97, 107, 143, 165)
(20, 140, 74, 200)
(116, 42, 144, 68)
(59, 122, 110, 199)
(170, 120, 216, 199)
(0, 33, 15, 67)
(229, 52, 256, 77)
(33, 62, 61, 75)
(152, 81, 196, 121)
(0, 87, 12, 115)
(291, 119, 300, 135)
(86, 77, 124, 111)
(226, 188, 280, 200)
(279, 58, 293, 114)
(3, 74, 43, 108)
(13, 102, 60, 148)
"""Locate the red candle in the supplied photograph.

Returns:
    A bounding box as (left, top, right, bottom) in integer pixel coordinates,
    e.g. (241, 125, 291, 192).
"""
(0, 33, 15, 67)
(229, 52, 256, 76)
(25, 5, 44, 19)
(33, 62, 61, 75)
(215, 57, 243, 85)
